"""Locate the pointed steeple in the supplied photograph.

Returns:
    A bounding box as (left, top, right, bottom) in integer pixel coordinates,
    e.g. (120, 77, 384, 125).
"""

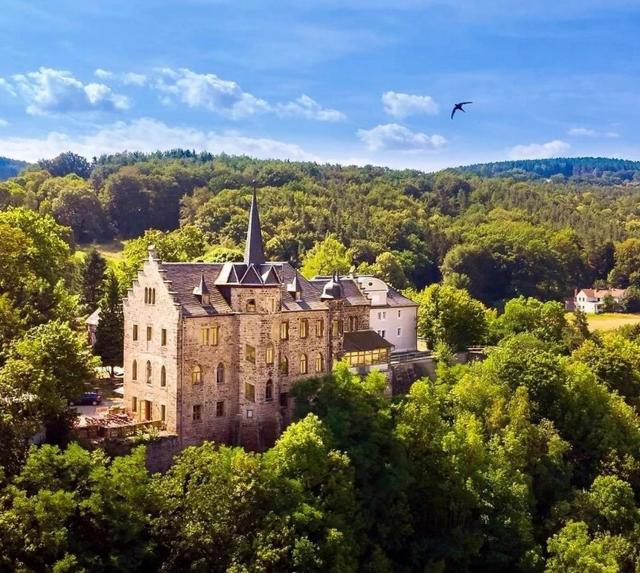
(244, 183, 265, 265)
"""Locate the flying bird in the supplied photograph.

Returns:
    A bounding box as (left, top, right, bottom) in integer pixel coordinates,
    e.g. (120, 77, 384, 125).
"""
(451, 101, 472, 119)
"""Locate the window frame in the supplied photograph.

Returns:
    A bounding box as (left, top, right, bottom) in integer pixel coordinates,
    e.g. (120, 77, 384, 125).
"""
(245, 382, 256, 402)
(299, 353, 308, 375)
(192, 364, 202, 384)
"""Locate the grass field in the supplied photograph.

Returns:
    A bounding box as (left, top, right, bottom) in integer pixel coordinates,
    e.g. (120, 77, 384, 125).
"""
(586, 313, 640, 332)
(76, 241, 124, 266)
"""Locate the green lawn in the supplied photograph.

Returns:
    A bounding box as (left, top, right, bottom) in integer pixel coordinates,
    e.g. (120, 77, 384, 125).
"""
(586, 313, 640, 332)
(76, 240, 124, 266)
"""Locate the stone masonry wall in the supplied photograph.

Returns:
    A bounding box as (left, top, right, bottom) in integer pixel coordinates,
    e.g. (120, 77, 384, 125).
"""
(123, 256, 181, 434)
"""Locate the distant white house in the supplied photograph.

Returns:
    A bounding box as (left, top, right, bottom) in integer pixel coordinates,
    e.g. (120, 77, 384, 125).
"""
(574, 288, 626, 314)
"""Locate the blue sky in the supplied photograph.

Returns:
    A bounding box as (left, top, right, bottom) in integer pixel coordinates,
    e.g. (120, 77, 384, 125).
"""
(0, 0, 639, 170)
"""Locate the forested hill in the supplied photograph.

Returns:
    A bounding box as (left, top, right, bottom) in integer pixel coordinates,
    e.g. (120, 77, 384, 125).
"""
(455, 156, 640, 182)
(0, 156, 28, 180)
(5, 150, 640, 307)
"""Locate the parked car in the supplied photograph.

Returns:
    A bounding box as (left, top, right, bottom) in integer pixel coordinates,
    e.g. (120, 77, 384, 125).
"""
(70, 391, 103, 406)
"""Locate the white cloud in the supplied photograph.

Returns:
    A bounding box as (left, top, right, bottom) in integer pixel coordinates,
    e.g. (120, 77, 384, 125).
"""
(152, 67, 344, 121)
(0, 118, 317, 163)
(10, 67, 129, 115)
(357, 123, 446, 151)
(95, 69, 147, 86)
(153, 68, 269, 119)
(0, 78, 16, 97)
(382, 91, 438, 118)
(276, 94, 345, 122)
(123, 72, 147, 86)
(568, 127, 619, 138)
(94, 68, 114, 80)
(508, 139, 570, 160)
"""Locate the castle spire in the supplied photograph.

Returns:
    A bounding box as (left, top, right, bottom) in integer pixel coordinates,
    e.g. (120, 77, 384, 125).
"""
(244, 183, 265, 265)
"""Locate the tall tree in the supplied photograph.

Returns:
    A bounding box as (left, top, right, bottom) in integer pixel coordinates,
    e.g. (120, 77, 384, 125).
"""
(94, 270, 124, 375)
(38, 151, 91, 178)
(300, 234, 353, 279)
(408, 284, 489, 351)
(81, 248, 107, 310)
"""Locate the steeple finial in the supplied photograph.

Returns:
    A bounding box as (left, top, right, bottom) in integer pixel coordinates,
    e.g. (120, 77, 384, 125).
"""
(244, 181, 266, 265)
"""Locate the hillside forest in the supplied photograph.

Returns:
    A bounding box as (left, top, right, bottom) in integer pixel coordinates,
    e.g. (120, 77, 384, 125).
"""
(4, 152, 640, 571)
(4, 152, 640, 307)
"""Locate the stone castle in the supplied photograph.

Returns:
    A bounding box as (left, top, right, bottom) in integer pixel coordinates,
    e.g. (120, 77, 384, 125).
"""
(123, 189, 417, 450)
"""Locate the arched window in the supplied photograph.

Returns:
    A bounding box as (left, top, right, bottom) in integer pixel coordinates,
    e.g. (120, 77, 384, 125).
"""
(315, 353, 324, 373)
(216, 362, 225, 385)
(192, 364, 202, 384)
(146, 361, 152, 384)
(266, 379, 274, 401)
(132, 359, 137, 381)
(246, 298, 256, 312)
(266, 343, 274, 365)
(160, 365, 166, 387)
(280, 354, 289, 375)
(299, 353, 308, 375)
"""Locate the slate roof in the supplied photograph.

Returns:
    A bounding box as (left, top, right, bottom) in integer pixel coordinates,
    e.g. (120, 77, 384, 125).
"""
(383, 288, 418, 308)
(343, 330, 394, 352)
(159, 261, 326, 317)
(309, 275, 417, 308)
(308, 276, 370, 306)
(160, 262, 231, 317)
(244, 188, 266, 265)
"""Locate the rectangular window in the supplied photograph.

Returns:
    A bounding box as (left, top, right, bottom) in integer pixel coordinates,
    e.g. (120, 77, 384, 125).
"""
(300, 319, 309, 339)
(332, 319, 341, 337)
(160, 404, 166, 422)
(381, 330, 386, 338)
(398, 310, 401, 318)
(247, 409, 254, 418)
(349, 316, 358, 332)
(193, 404, 202, 422)
(397, 327, 402, 336)
(200, 326, 220, 346)
(132, 396, 137, 412)
(246, 344, 256, 364)
(266, 344, 274, 365)
(315, 319, 324, 337)
(161, 328, 167, 346)
(245, 382, 255, 402)
(280, 321, 289, 340)
(216, 401, 225, 417)
(133, 324, 138, 341)
(146, 326, 152, 342)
